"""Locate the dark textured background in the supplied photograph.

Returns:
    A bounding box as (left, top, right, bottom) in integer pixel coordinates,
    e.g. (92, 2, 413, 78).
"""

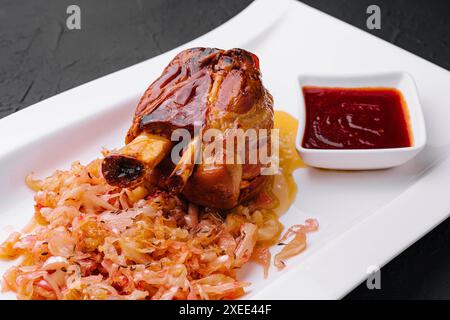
(1, 0, 450, 299)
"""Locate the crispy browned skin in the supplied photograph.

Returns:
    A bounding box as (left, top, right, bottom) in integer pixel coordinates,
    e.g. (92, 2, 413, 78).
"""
(103, 47, 274, 209)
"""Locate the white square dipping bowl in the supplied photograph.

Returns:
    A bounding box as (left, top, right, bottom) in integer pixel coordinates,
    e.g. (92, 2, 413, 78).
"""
(295, 72, 426, 170)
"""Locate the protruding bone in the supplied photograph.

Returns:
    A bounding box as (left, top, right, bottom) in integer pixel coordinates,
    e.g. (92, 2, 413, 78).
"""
(102, 133, 171, 188)
(167, 135, 201, 192)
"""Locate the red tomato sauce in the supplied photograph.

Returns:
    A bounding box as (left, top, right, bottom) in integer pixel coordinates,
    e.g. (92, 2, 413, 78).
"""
(302, 86, 412, 149)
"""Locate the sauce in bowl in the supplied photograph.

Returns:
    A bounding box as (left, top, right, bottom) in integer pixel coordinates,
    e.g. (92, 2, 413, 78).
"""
(302, 86, 412, 149)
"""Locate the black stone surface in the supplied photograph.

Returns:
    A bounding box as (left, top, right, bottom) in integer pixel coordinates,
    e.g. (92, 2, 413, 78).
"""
(0, 0, 450, 299)
(0, 0, 252, 118)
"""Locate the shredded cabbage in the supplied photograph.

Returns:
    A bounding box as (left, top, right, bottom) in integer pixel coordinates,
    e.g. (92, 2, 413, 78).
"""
(0, 115, 318, 299)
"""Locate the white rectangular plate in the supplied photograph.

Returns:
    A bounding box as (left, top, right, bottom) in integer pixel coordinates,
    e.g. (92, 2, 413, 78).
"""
(1, 0, 450, 299)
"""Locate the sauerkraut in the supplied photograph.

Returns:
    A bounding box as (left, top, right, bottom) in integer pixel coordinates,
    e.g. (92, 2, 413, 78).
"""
(0, 111, 318, 300)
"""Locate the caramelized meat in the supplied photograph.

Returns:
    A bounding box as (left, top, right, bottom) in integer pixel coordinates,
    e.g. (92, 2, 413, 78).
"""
(102, 47, 274, 209)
